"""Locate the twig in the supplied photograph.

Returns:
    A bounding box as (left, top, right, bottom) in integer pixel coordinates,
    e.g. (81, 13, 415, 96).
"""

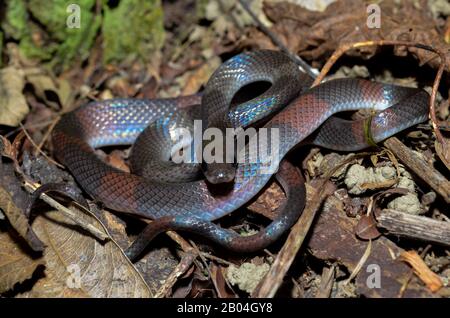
(252, 181, 334, 297)
(4, 119, 55, 139)
(398, 245, 432, 297)
(252, 153, 373, 298)
(200, 252, 234, 266)
(23, 180, 109, 241)
(237, 0, 318, 78)
(19, 123, 64, 168)
(145, 227, 202, 297)
(315, 264, 336, 298)
(344, 240, 372, 285)
(165, 230, 196, 252)
(190, 240, 223, 297)
(376, 209, 450, 246)
(154, 249, 197, 298)
(35, 116, 60, 156)
(399, 248, 443, 293)
(383, 137, 450, 203)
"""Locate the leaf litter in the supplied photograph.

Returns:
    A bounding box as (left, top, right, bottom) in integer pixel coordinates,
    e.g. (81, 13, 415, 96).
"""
(0, 0, 449, 298)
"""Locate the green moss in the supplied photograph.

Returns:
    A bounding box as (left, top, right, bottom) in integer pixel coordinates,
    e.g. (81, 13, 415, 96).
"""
(1, 0, 28, 40)
(2, 1, 50, 60)
(27, 0, 100, 69)
(2, 0, 99, 69)
(1, 0, 165, 70)
(102, 0, 165, 64)
(18, 35, 53, 61)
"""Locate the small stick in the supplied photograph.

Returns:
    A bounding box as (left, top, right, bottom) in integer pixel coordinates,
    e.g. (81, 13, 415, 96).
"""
(190, 240, 224, 297)
(315, 264, 336, 298)
(398, 245, 432, 298)
(155, 249, 197, 298)
(165, 230, 196, 252)
(20, 123, 64, 168)
(23, 181, 109, 241)
(383, 137, 450, 203)
(237, 0, 318, 78)
(252, 181, 334, 297)
(343, 240, 372, 285)
(35, 116, 60, 156)
(200, 252, 234, 266)
(252, 154, 372, 297)
(399, 249, 443, 293)
(376, 209, 450, 246)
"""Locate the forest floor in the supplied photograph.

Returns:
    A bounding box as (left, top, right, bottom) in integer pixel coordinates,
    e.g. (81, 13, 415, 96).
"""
(0, 0, 449, 298)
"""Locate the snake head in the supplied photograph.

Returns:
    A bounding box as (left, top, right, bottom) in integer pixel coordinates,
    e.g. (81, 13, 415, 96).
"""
(203, 162, 236, 184)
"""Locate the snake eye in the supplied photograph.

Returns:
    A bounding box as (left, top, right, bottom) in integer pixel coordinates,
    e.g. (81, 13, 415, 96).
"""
(204, 163, 236, 184)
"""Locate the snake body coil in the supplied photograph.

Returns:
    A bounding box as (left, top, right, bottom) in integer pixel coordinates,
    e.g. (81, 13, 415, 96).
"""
(52, 50, 429, 258)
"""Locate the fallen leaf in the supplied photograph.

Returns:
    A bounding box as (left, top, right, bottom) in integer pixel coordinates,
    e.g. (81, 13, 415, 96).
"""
(210, 264, 236, 298)
(435, 139, 450, 171)
(25, 68, 73, 109)
(0, 158, 45, 252)
(247, 181, 284, 220)
(0, 66, 29, 126)
(245, 0, 450, 71)
(134, 246, 179, 293)
(19, 210, 152, 298)
(0, 230, 44, 294)
(105, 150, 130, 173)
(0, 187, 44, 252)
(181, 56, 221, 95)
(355, 214, 381, 240)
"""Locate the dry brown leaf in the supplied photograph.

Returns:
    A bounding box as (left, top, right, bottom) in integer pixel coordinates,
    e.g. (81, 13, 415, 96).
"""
(435, 139, 450, 171)
(19, 210, 152, 298)
(181, 57, 221, 95)
(245, 0, 450, 71)
(0, 66, 29, 126)
(25, 69, 73, 109)
(0, 231, 44, 294)
(210, 264, 236, 298)
(0, 186, 44, 252)
(247, 181, 284, 220)
(355, 214, 381, 240)
(105, 150, 130, 173)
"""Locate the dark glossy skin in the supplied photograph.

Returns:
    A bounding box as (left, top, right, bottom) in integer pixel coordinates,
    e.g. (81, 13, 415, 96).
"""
(51, 50, 429, 259)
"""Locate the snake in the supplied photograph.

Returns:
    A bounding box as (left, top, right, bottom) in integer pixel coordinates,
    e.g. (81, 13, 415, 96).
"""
(51, 50, 429, 259)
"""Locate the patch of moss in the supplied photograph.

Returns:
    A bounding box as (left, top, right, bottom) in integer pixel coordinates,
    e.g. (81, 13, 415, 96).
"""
(2, 0, 100, 70)
(27, 0, 100, 69)
(1, 0, 165, 70)
(102, 0, 165, 64)
(2, 1, 50, 61)
(1, 0, 28, 40)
